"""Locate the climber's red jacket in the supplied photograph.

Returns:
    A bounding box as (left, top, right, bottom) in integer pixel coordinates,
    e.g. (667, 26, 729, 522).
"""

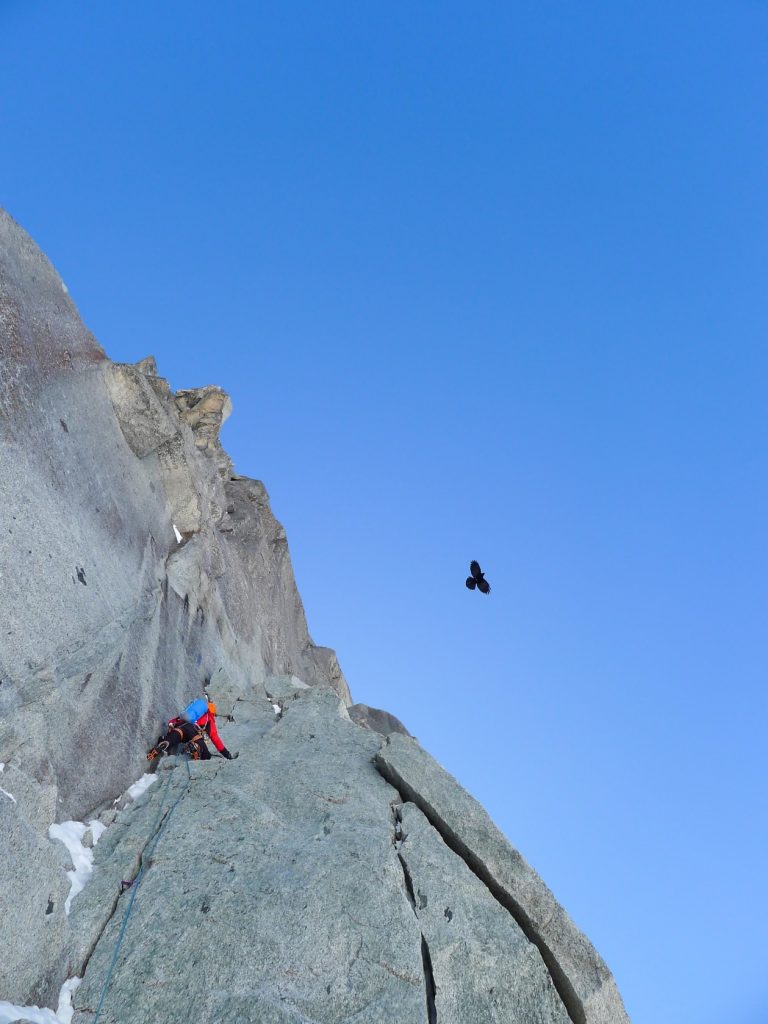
(195, 710, 226, 753)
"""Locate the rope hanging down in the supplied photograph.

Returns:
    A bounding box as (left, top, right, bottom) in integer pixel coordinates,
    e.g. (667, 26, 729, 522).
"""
(92, 758, 192, 1024)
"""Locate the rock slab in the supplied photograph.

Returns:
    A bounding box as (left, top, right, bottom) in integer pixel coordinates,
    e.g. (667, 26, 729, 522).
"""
(375, 732, 630, 1024)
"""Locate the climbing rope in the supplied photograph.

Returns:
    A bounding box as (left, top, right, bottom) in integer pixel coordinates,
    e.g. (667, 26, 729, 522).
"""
(92, 758, 192, 1024)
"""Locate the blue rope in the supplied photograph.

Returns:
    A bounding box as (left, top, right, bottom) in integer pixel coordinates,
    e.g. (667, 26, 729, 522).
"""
(92, 758, 192, 1023)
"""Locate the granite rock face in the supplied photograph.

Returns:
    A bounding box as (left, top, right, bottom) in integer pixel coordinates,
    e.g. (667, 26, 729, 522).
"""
(0, 210, 629, 1023)
(0, 208, 348, 1005)
(68, 687, 623, 1024)
(72, 688, 427, 1024)
(375, 734, 629, 1024)
(348, 702, 411, 737)
(396, 802, 571, 1024)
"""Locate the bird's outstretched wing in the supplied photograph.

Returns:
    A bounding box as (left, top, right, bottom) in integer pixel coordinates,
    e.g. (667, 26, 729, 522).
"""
(470, 560, 482, 579)
(477, 577, 491, 595)
(465, 576, 477, 590)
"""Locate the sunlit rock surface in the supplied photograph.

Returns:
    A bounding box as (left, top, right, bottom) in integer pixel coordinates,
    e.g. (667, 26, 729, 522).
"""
(0, 210, 629, 1023)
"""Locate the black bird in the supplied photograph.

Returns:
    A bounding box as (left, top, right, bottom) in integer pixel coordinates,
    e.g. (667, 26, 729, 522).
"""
(465, 560, 490, 594)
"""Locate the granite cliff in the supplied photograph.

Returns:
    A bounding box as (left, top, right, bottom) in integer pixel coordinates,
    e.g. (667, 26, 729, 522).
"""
(0, 210, 629, 1024)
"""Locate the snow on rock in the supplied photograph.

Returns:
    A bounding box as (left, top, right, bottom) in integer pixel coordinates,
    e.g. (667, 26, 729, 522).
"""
(88, 819, 107, 844)
(0, 1000, 60, 1023)
(0, 975, 80, 1024)
(55, 978, 81, 1024)
(47, 776, 153, 919)
(48, 822, 105, 914)
(123, 773, 158, 803)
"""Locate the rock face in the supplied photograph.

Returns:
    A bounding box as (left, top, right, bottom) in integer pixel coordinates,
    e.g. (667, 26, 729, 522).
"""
(0, 208, 348, 1007)
(375, 734, 628, 1024)
(348, 702, 411, 737)
(0, 210, 630, 1023)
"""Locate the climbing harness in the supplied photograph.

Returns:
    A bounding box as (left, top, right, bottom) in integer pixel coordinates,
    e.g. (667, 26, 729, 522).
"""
(182, 726, 206, 760)
(147, 720, 208, 762)
(92, 758, 192, 1024)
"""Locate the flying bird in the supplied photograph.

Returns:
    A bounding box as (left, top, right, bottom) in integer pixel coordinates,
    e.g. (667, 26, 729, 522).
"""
(465, 560, 490, 595)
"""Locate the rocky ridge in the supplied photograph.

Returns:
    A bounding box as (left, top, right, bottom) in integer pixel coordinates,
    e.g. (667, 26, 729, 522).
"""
(0, 209, 629, 1023)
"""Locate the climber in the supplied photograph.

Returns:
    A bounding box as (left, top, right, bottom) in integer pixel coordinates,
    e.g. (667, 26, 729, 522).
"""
(147, 697, 238, 761)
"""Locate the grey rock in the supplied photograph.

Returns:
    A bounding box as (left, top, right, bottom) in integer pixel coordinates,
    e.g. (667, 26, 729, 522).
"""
(0, 762, 58, 832)
(221, 691, 280, 748)
(67, 761, 181, 977)
(398, 801, 571, 1024)
(104, 361, 179, 460)
(375, 733, 630, 1024)
(72, 689, 426, 1024)
(263, 673, 311, 701)
(0, 209, 629, 1024)
(67, 691, 629, 1024)
(348, 702, 411, 737)
(0, 208, 348, 1003)
(0, 795, 71, 1006)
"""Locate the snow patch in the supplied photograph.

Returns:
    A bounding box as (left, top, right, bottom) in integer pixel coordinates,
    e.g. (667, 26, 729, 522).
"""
(88, 819, 107, 844)
(123, 772, 158, 803)
(48, 772, 157, 914)
(173, 522, 182, 543)
(272, 703, 281, 716)
(55, 977, 81, 1024)
(48, 821, 105, 914)
(0, 1000, 59, 1024)
(0, 977, 80, 1024)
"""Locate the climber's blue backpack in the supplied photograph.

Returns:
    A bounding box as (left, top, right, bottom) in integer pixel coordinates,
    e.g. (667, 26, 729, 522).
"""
(182, 697, 209, 724)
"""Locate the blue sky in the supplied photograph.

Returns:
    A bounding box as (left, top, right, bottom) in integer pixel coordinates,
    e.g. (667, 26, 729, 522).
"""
(2, 3, 767, 1021)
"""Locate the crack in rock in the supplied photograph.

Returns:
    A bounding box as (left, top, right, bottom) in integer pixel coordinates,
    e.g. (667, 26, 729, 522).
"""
(379, 767, 583, 1024)
(75, 765, 191, 986)
(389, 802, 438, 1024)
(420, 937, 437, 1024)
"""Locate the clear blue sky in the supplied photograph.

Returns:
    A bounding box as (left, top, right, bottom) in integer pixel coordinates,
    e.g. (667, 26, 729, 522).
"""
(2, 3, 766, 1021)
